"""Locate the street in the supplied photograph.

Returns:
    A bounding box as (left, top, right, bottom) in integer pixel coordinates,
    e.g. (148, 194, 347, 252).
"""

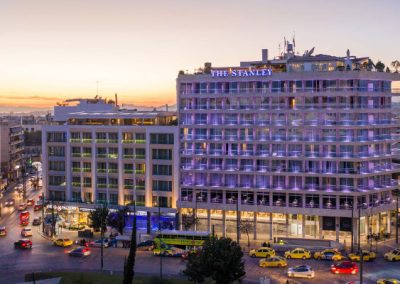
(0, 182, 399, 284)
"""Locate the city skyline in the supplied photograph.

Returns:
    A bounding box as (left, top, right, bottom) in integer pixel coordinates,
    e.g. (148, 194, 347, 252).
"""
(1, 0, 400, 111)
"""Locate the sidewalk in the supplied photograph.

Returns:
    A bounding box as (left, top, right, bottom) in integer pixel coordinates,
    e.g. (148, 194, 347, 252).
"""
(17, 277, 61, 284)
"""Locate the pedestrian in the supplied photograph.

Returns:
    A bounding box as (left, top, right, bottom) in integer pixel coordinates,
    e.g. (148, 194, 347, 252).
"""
(267, 242, 271, 248)
(262, 241, 267, 247)
(286, 279, 289, 284)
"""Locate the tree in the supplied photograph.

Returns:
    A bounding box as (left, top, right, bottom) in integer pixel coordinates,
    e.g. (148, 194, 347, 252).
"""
(239, 219, 254, 248)
(375, 61, 385, 72)
(184, 236, 245, 284)
(386, 67, 391, 73)
(88, 204, 109, 270)
(107, 206, 128, 235)
(392, 60, 400, 73)
(182, 212, 200, 231)
(123, 203, 137, 284)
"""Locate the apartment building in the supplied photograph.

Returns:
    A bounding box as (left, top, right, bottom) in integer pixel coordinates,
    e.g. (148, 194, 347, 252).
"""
(177, 44, 400, 243)
(0, 120, 24, 189)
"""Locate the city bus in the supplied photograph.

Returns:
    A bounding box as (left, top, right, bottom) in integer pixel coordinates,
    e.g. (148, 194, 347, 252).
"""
(153, 230, 210, 255)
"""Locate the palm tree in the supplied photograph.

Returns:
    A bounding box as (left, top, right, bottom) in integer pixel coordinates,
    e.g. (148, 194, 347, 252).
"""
(375, 61, 385, 72)
(88, 203, 109, 271)
(392, 60, 400, 73)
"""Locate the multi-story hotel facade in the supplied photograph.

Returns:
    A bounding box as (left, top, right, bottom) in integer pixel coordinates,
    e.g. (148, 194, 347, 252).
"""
(42, 99, 179, 231)
(177, 46, 400, 243)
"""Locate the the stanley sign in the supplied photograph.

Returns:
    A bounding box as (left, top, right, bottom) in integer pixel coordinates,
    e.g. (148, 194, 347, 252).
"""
(211, 68, 272, 78)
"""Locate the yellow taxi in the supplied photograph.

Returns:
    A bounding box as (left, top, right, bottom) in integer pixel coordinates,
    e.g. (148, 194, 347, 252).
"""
(53, 238, 73, 247)
(259, 256, 287, 268)
(384, 249, 400, 262)
(377, 279, 400, 284)
(313, 249, 344, 261)
(284, 248, 311, 259)
(348, 250, 376, 262)
(249, 247, 276, 258)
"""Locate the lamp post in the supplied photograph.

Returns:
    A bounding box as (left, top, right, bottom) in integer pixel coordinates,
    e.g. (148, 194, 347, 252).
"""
(236, 194, 240, 245)
(351, 203, 354, 253)
(157, 196, 163, 281)
(194, 189, 197, 232)
(394, 189, 399, 244)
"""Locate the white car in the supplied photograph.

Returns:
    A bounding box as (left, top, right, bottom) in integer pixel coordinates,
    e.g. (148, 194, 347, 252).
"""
(21, 227, 33, 237)
(287, 265, 315, 279)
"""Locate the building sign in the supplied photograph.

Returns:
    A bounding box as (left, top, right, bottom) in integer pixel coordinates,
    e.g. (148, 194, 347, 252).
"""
(211, 68, 272, 78)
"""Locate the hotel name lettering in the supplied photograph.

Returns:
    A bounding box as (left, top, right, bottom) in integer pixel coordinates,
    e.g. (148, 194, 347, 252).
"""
(211, 68, 272, 78)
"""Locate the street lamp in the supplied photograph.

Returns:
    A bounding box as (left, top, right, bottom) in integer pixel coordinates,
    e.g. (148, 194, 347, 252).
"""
(154, 197, 163, 281)
(236, 193, 240, 245)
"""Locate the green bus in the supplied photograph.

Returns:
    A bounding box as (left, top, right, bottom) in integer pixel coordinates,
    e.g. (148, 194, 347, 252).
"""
(154, 230, 210, 248)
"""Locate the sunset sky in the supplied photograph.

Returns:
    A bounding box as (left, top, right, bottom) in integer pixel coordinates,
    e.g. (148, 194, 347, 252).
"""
(0, 0, 399, 111)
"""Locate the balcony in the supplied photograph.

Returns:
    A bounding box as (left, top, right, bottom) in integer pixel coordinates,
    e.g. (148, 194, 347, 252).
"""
(194, 135, 207, 140)
(122, 139, 134, 143)
(70, 139, 81, 143)
(72, 153, 81, 158)
(135, 170, 145, 174)
(97, 169, 107, 173)
(210, 135, 222, 141)
(240, 165, 254, 171)
(123, 154, 134, 159)
(82, 153, 92, 158)
(257, 165, 268, 172)
(257, 150, 269, 156)
(96, 139, 107, 143)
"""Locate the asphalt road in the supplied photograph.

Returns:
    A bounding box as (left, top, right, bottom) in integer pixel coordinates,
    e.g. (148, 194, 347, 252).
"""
(0, 182, 399, 284)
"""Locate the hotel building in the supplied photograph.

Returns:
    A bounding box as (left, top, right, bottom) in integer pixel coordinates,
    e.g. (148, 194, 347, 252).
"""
(42, 99, 179, 231)
(177, 45, 400, 243)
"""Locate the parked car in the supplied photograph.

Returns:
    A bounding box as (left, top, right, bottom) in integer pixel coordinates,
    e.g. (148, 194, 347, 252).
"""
(5, 199, 15, 207)
(137, 240, 155, 251)
(54, 238, 73, 247)
(287, 265, 315, 279)
(285, 248, 311, 259)
(14, 239, 32, 249)
(259, 256, 287, 268)
(384, 249, 400, 262)
(69, 247, 91, 257)
(33, 204, 42, 211)
(0, 226, 6, 236)
(348, 250, 376, 262)
(249, 247, 276, 258)
(377, 279, 400, 284)
(314, 249, 344, 261)
(21, 227, 33, 237)
(32, 217, 42, 226)
(27, 199, 35, 206)
(90, 239, 109, 248)
(331, 261, 358, 274)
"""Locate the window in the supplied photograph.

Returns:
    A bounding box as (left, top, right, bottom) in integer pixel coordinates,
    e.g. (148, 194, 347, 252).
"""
(135, 148, 146, 159)
(109, 193, 118, 205)
(83, 177, 91, 187)
(150, 133, 174, 144)
(49, 176, 65, 186)
(153, 165, 172, 176)
(49, 161, 65, 171)
(124, 148, 134, 158)
(153, 196, 172, 208)
(47, 132, 66, 142)
(153, 180, 172, 192)
(48, 146, 65, 157)
(152, 149, 172, 160)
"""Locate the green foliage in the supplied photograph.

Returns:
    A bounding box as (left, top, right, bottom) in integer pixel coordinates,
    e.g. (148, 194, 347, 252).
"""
(375, 61, 385, 72)
(123, 208, 137, 284)
(184, 236, 245, 284)
(107, 207, 128, 235)
(239, 220, 254, 247)
(88, 204, 109, 233)
(391, 60, 400, 73)
(181, 214, 200, 231)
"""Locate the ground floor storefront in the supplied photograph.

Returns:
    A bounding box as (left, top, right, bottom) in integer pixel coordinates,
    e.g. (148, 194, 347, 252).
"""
(179, 208, 398, 246)
(44, 203, 178, 235)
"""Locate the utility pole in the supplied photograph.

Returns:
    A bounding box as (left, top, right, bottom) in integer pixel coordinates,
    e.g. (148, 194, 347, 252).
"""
(395, 189, 399, 244)
(41, 195, 45, 233)
(351, 205, 354, 253)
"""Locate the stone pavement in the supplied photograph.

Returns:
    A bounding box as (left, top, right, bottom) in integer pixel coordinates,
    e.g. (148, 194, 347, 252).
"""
(17, 277, 61, 284)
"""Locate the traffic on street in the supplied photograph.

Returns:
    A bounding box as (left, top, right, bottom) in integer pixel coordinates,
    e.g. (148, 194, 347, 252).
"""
(0, 178, 399, 283)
